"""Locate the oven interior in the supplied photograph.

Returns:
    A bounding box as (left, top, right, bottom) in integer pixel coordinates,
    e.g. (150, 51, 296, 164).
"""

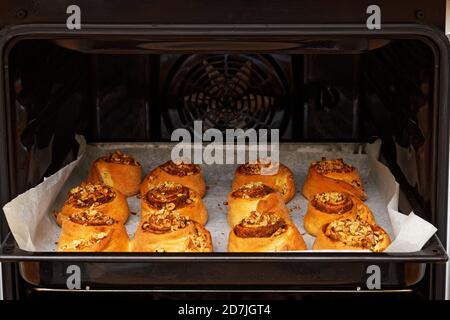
(0, 35, 448, 298)
(3, 37, 440, 223)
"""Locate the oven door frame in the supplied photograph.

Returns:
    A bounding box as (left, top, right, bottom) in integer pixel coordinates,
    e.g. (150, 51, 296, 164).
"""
(0, 24, 449, 300)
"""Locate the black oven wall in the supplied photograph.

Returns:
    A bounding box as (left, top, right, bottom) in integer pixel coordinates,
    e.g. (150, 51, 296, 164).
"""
(362, 40, 436, 224)
(7, 41, 90, 195)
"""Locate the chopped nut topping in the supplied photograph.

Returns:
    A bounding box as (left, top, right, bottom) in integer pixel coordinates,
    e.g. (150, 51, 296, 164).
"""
(69, 207, 116, 226)
(311, 192, 354, 214)
(166, 202, 176, 211)
(355, 204, 372, 222)
(102, 150, 141, 166)
(141, 210, 191, 234)
(145, 181, 192, 210)
(314, 191, 345, 203)
(315, 158, 354, 174)
(351, 179, 362, 188)
(241, 210, 280, 226)
(237, 160, 279, 175)
(234, 211, 287, 238)
(160, 160, 200, 177)
(188, 225, 210, 250)
(280, 182, 288, 195)
(67, 183, 116, 208)
(60, 232, 109, 250)
(231, 182, 274, 199)
(325, 219, 387, 252)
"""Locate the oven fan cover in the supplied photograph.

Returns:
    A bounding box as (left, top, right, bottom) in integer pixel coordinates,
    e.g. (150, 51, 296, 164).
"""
(162, 54, 289, 136)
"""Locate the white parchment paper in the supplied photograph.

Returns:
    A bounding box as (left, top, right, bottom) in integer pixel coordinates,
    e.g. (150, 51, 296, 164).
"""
(2, 138, 437, 252)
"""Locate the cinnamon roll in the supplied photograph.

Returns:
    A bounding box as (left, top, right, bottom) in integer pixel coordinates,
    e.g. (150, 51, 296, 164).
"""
(302, 158, 367, 201)
(227, 182, 290, 227)
(56, 183, 129, 226)
(87, 151, 142, 197)
(228, 210, 307, 252)
(141, 160, 206, 198)
(313, 218, 391, 252)
(57, 208, 129, 252)
(304, 191, 375, 236)
(141, 181, 208, 225)
(132, 210, 213, 252)
(232, 161, 296, 202)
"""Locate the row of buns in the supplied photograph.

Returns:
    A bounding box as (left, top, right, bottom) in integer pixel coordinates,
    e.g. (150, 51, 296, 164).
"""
(225, 159, 390, 252)
(55, 151, 390, 252)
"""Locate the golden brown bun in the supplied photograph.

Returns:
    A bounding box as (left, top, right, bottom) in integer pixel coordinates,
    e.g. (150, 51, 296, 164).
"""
(304, 192, 376, 236)
(132, 211, 213, 252)
(141, 160, 206, 198)
(302, 158, 367, 201)
(141, 181, 208, 225)
(56, 183, 129, 226)
(312, 218, 391, 252)
(354, 202, 376, 225)
(232, 162, 296, 202)
(87, 151, 142, 197)
(228, 211, 306, 252)
(227, 182, 290, 227)
(57, 209, 130, 252)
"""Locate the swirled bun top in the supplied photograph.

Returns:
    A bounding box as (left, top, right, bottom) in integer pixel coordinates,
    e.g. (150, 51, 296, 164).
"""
(311, 191, 354, 214)
(231, 182, 275, 199)
(141, 210, 191, 234)
(67, 183, 116, 208)
(325, 218, 389, 252)
(314, 158, 355, 174)
(237, 161, 279, 175)
(160, 160, 200, 177)
(145, 181, 194, 210)
(69, 208, 117, 227)
(233, 211, 287, 238)
(101, 150, 141, 166)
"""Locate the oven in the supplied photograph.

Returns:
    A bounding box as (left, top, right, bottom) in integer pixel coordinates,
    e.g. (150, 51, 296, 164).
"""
(0, 0, 449, 300)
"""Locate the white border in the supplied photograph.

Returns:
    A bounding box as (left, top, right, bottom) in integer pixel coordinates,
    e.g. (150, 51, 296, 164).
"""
(0, 263, 3, 300)
(447, 151, 450, 300)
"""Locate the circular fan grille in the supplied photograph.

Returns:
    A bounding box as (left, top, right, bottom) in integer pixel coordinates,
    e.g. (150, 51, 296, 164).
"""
(162, 54, 289, 134)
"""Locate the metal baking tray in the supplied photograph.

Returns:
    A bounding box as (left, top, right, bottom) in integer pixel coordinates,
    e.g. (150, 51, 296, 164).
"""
(0, 142, 447, 288)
